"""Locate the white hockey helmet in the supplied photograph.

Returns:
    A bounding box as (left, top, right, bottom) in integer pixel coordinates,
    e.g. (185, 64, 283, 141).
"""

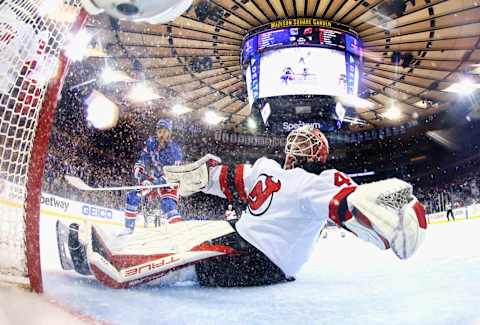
(81, 0, 192, 24)
(284, 125, 329, 170)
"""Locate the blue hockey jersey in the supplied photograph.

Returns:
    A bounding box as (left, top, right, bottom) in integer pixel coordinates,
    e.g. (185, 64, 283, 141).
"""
(133, 136, 182, 181)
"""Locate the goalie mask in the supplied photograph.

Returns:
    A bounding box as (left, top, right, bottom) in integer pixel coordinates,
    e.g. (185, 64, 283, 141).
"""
(284, 125, 329, 173)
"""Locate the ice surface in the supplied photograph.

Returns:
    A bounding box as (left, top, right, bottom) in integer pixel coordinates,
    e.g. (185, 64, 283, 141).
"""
(23, 217, 480, 324)
(0, 286, 94, 325)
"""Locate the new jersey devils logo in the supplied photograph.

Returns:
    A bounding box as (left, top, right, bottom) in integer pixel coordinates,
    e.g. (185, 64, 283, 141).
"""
(247, 174, 282, 216)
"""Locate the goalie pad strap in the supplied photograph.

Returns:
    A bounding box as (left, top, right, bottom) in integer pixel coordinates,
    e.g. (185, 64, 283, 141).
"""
(328, 186, 356, 226)
(412, 201, 427, 229)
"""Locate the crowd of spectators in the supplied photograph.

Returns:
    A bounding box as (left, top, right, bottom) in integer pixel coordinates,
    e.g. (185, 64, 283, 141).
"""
(42, 126, 128, 209)
(42, 127, 233, 220)
(414, 170, 480, 214)
(412, 154, 480, 213)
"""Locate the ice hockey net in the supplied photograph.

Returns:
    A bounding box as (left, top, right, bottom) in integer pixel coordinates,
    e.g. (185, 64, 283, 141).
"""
(0, 0, 87, 293)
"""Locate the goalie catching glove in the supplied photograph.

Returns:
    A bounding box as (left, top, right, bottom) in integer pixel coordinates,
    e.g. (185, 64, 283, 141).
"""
(331, 178, 427, 259)
(163, 154, 221, 197)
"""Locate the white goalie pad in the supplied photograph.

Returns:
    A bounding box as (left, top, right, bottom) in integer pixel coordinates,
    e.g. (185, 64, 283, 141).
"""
(346, 178, 427, 259)
(164, 154, 221, 197)
(85, 221, 236, 288)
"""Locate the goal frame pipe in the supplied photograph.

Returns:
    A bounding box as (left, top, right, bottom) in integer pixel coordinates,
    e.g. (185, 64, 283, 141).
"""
(24, 9, 89, 293)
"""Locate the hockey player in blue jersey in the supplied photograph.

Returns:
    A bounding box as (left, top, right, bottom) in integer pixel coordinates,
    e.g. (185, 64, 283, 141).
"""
(121, 119, 183, 235)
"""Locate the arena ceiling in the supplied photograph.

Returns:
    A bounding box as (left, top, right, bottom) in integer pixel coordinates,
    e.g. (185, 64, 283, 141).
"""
(82, 0, 480, 130)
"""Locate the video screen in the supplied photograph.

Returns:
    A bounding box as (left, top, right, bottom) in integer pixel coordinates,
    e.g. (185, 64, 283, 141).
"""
(242, 25, 361, 64)
(258, 47, 348, 98)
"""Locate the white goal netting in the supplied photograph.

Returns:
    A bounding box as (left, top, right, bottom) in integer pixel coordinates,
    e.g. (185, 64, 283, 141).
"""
(0, 0, 86, 292)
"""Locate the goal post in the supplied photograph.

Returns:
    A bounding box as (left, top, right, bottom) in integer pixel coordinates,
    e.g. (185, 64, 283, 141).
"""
(0, 0, 88, 293)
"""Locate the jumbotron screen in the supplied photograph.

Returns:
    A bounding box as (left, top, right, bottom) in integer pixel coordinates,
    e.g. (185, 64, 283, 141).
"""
(242, 19, 363, 105)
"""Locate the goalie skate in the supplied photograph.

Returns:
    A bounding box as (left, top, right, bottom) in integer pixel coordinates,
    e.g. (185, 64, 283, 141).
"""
(55, 221, 92, 275)
(56, 220, 74, 271)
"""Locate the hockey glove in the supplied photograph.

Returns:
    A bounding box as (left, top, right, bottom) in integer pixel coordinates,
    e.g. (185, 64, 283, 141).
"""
(340, 178, 427, 259)
(163, 154, 221, 197)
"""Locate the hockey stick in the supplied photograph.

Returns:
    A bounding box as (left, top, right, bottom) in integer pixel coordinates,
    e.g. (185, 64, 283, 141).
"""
(64, 175, 178, 192)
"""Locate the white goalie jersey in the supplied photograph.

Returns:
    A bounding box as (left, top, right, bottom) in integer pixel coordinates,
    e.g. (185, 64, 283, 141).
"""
(203, 157, 356, 276)
(163, 155, 427, 278)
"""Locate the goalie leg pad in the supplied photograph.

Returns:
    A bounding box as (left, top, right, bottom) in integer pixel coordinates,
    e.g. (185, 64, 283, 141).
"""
(86, 221, 240, 288)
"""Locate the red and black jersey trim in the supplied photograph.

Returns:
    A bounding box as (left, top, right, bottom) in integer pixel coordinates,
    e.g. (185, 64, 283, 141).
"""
(328, 186, 356, 226)
(219, 164, 248, 203)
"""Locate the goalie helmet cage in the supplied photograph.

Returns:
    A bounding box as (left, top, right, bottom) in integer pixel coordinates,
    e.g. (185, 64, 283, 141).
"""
(0, 0, 88, 293)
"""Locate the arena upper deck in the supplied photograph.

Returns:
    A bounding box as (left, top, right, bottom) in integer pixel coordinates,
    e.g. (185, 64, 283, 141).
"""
(80, 0, 480, 129)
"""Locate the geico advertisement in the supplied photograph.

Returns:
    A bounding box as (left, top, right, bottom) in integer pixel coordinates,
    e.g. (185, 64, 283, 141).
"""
(0, 180, 137, 224)
(41, 193, 122, 221)
(40, 193, 123, 222)
(71, 199, 123, 221)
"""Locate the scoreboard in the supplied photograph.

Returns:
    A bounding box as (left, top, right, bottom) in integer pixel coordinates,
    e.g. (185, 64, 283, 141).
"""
(241, 18, 364, 131)
(242, 19, 362, 64)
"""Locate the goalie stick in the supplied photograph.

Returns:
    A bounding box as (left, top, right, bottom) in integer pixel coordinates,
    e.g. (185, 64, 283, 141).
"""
(64, 175, 178, 192)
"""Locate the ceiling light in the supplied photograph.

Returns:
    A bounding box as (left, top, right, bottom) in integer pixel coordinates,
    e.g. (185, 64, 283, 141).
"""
(171, 104, 192, 115)
(100, 67, 132, 84)
(414, 100, 438, 109)
(336, 94, 375, 110)
(470, 64, 480, 74)
(343, 116, 368, 125)
(128, 83, 162, 102)
(382, 105, 402, 120)
(247, 118, 257, 130)
(335, 102, 346, 121)
(443, 79, 480, 95)
(85, 90, 119, 130)
(413, 100, 428, 109)
(65, 30, 93, 62)
(204, 110, 226, 125)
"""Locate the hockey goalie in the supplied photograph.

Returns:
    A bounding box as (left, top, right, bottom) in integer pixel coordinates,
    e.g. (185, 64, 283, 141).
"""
(57, 125, 427, 289)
